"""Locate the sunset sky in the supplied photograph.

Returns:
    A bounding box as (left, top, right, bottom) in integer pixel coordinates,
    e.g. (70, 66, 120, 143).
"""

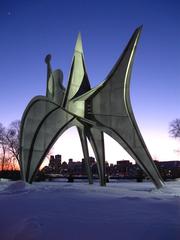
(0, 0, 180, 164)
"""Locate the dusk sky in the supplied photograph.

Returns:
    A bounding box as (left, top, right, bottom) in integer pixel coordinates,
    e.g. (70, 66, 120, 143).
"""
(1, 0, 180, 164)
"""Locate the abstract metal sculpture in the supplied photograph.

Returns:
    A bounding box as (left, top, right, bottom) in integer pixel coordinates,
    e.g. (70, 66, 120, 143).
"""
(19, 26, 164, 188)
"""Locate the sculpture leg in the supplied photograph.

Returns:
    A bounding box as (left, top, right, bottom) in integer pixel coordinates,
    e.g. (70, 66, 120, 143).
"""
(77, 127, 93, 184)
(21, 104, 75, 183)
(87, 128, 106, 186)
(20, 97, 59, 181)
(84, 27, 164, 189)
(105, 129, 164, 189)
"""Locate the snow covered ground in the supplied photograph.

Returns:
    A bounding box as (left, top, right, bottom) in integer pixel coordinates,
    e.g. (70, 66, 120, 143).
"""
(0, 179, 179, 240)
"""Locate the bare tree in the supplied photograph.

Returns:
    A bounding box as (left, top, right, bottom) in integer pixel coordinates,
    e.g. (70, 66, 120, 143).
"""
(0, 121, 21, 172)
(1, 119, 52, 172)
(169, 119, 180, 139)
(6, 120, 20, 167)
(0, 123, 7, 170)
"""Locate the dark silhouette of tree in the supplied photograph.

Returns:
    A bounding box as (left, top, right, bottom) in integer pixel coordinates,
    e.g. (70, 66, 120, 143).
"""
(0, 121, 20, 171)
(169, 119, 180, 138)
(0, 123, 8, 170)
(6, 120, 20, 163)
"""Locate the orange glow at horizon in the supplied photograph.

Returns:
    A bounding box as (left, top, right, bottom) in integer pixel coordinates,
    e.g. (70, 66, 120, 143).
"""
(0, 161, 20, 171)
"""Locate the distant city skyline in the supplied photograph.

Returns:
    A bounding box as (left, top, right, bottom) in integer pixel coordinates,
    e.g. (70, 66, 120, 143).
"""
(42, 153, 180, 181)
(46, 127, 180, 166)
(1, 0, 180, 163)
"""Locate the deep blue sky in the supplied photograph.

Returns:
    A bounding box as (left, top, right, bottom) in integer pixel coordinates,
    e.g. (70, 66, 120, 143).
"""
(0, 0, 180, 161)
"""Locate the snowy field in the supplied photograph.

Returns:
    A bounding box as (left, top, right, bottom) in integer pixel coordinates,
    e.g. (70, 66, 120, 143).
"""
(0, 179, 179, 240)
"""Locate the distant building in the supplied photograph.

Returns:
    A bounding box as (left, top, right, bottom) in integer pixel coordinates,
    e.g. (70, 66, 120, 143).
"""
(154, 160, 180, 179)
(155, 161, 180, 168)
(116, 160, 132, 177)
(73, 162, 82, 175)
(81, 159, 86, 175)
(49, 155, 62, 173)
(68, 158, 73, 165)
(82, 157, 96, 175)
(92, 163, 98, 176)
(61, 161, 68, 174)
(89, 157, 95, 165)
(41, 165, 51, 174)
(67, 158, 82, 175)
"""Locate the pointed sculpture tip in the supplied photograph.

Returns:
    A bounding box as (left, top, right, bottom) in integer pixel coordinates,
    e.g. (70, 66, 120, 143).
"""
(136, 25, 143, 33)
(132, 25, 143, 39)
(45, 54, 51, 64)
(75, 32, 83, 53)
(78, 32, 82, 39)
